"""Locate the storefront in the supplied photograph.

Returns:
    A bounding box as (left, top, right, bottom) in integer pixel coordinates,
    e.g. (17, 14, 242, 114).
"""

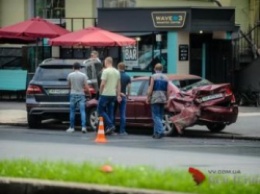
(97, 7, 237, 84)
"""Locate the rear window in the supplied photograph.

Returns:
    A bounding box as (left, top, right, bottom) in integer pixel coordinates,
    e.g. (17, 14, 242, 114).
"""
(172, 78, 212, 91)
(34, 65, 87, 81)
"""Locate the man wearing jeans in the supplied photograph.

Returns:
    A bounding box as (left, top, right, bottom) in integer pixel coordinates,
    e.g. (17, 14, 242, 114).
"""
(146, 63, 169, 139)
(66, 62, 90, 133)
(116, 62, 131, 135)
(98, 57, 121, 135)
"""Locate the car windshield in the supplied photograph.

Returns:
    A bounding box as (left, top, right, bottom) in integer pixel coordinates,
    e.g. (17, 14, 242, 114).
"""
(172, 78, 212, 91)
(34, 65, 86, 81)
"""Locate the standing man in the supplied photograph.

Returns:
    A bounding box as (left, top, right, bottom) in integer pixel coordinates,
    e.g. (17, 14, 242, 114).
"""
(98, 56, 121, 135)
(66, 62, 90, 133)
(117, 62, 131, 135)
(89, 50, 101, 63)
(83, 50, 102, 92)
(146, 63, 169, 139)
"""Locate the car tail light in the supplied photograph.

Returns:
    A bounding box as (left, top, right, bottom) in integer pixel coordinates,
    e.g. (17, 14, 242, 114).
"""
(225, 87, 233, 96)
(26, 85, 43, 95)
(225, 87, 236, 103)
(89, 86, 96, 95)
(85, 86, 96, 98)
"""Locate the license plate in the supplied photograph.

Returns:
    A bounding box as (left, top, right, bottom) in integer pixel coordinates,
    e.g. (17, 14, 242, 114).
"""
(48, 89, 69, 95)
(201, 93, 223, 102)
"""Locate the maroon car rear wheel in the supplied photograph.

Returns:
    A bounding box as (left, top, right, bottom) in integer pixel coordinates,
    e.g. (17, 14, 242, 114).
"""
(206, 123, 226, 133)
(162, 112, 177, 136)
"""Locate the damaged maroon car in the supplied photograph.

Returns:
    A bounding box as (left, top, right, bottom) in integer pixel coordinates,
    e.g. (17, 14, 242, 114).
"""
(167, 75, 238, 134)
(86, 74, 238, 135)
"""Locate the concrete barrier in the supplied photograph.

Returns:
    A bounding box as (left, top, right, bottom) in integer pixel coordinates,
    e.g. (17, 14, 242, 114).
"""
(0, 177, 189, 194)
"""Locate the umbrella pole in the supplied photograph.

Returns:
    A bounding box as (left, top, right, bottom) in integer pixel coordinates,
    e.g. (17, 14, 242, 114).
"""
(35, 38, 39, 71)
(34, 38, 42, 71)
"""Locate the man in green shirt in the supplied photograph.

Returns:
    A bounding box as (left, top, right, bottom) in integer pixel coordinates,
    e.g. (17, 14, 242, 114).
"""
(97, 56, 121, 135)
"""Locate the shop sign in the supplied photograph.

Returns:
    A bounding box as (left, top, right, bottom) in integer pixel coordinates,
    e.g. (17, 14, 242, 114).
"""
(123, 45, 138, 70)
(179, 44, 189, 61)
(152, 11, 186, 28)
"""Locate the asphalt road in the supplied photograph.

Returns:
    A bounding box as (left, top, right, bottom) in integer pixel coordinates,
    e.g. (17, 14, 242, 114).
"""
(1, 101, 260, 139)
(1, 125, 260, 176)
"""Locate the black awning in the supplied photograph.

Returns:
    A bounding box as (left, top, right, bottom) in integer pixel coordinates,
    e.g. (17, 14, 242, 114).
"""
(98, 7, 236, 33)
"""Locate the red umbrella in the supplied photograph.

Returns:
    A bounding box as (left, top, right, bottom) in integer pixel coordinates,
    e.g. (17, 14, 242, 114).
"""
(0, 17, 69, 70)
(0, 17, 69, 38)
(48, 27, 136, 47)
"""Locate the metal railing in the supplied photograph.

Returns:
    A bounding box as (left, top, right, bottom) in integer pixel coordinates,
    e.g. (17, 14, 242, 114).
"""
(50, 17, 97, 31)
(233, 22, 260, 66)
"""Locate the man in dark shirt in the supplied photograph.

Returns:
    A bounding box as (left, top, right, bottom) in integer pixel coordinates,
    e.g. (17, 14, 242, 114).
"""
(146, 63, 169, 139)
(116, 62, 131, 135)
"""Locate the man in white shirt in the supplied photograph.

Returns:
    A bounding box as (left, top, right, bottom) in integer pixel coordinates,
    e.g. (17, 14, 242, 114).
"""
(66, 62, 90, 133)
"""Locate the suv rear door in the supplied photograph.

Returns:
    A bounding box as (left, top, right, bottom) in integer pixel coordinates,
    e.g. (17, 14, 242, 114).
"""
(29, 65, 75, 103)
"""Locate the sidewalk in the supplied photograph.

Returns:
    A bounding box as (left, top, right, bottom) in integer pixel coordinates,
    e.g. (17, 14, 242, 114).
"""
(0, 101, 27, 125)
(0, 101, 260, 140)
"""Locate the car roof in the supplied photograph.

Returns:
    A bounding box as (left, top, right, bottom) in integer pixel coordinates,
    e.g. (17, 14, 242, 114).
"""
(133, 74, 202, 81)
(167, 74, 202, 80)
(39, 58, 86, 66)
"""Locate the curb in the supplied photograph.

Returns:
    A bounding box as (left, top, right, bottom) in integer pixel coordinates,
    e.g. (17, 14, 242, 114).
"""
(0, 122, 27, 127)
(182, 132, 260, 141)
(0, 177, 188, 194)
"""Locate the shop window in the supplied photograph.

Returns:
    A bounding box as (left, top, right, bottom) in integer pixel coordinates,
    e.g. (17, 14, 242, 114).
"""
(122, 32, 167, 73)
(34, 0, 65, 19)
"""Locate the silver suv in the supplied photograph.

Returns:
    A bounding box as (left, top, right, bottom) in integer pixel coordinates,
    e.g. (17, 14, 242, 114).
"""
(26, 58, 101, 128)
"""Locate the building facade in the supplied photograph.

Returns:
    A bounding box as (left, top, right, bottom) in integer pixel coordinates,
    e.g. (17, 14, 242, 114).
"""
(97, 6, 236, 85)
(0, 0, 259, 88)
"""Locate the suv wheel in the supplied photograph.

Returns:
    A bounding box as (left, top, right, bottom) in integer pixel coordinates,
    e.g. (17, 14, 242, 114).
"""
(88, 108, 98, 131)
(207, 123, 226, 133)
(27, 114, 42, 128)
(162, 112, 177, 136)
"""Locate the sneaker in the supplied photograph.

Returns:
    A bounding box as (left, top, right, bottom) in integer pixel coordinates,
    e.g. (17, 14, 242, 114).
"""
(119, 132, 128, 136)
(105, 126, 115, 135)
(152, 133, 164, 139)
(110, 131, 118, 136)
(66, 127, 75, 133)
(81, 127, 87, 133)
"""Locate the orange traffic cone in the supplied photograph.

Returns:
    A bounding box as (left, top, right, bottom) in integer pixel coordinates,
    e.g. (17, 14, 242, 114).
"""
(95, 117, 107, 143)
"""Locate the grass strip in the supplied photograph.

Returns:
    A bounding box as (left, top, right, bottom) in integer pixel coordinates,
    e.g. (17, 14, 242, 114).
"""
(0, 159, 259, 194)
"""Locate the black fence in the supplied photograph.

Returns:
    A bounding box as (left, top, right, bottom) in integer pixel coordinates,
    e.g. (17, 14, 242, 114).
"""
(233, 22, 260, 68)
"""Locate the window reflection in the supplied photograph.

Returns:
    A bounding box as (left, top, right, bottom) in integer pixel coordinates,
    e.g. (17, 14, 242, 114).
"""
(130, 81, 143, 96)
(122, 33, 168, 73)
(101, 0, 136, 7)
(60, 48, 90, 59)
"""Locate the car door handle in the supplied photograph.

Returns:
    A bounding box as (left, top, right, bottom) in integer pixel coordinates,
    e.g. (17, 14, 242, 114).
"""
(127, 98, 134, 101)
